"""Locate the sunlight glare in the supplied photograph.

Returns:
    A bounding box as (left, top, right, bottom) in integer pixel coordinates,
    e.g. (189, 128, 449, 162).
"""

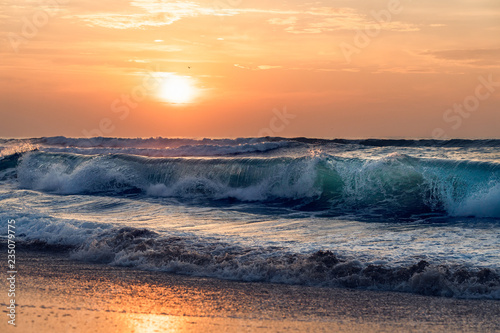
(159, 74, 195, 104)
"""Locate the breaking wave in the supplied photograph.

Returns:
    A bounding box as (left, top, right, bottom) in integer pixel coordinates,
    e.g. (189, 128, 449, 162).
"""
(2, 137, 500, 300)
(15, 226, 500, 300)
(6, 150, 500, 219)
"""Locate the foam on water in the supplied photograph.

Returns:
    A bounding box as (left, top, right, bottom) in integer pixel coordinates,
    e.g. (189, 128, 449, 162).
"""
(7, 150, 499, 218)
(1, 136, 499, 299)
(10, 219, 500, 299)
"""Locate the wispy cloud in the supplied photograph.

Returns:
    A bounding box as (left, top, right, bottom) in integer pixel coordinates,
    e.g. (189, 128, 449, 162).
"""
(268, 16, 298, 26)
(257, 65, 281, 70)
(267, 7, 420, 34)
(72, 1, 239, 29)
(422, 48, 500, 67)
(234, 64, 282, 70)
(69, 2, 424, 32)
(76, 13, 181, 29)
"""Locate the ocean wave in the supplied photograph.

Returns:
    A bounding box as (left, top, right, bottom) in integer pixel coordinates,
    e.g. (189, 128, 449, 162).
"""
(2, 136, 287, 149)
(3, 136, 500, 150)
(15, 226, 500, 299)
(3, 136, 499, 300)
(0, 142, 39, 158)
(37, 141, 292, 157)
(10, 151, 500, 219)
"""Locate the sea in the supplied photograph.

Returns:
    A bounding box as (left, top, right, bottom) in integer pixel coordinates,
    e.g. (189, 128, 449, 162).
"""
(0, 136, 499, 299)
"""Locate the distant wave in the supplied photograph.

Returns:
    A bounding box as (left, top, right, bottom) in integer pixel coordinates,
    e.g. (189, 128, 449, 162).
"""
(0, 136, 290, 149)
(5, 150, 500, 219)
(2, 136, 500, 150)
(289, 137, 500, 148)
(34, 141, 293, 157)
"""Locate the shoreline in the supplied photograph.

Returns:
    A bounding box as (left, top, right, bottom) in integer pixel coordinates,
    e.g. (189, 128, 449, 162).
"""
(1, 246, 499, 332)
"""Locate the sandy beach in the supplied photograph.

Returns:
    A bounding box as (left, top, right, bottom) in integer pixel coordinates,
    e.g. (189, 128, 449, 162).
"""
(1, 245, 499, 333)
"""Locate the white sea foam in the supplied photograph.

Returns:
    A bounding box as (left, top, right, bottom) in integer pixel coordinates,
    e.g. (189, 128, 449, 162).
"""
(10, 150, 500, 218)
(2, 137, 500, 299)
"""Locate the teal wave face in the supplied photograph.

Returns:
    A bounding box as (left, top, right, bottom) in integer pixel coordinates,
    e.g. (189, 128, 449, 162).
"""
(10, 150, 500, 219)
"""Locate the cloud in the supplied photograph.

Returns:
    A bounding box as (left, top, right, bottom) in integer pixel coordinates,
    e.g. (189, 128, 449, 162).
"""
(257, 65, 281, 70)
(69, 2, 423, 32)
(267, 7, 420, 34)
(424, 48, 500, 60)
(71, 1, 239, 29)
(76, 13, 182, 29)
(234, 64, 281, 70)
(267, 16, 297, 26)
(422, 48, 500, 67)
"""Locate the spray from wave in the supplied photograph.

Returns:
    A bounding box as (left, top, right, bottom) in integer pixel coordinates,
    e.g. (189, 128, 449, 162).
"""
(8, 151, 500, 219)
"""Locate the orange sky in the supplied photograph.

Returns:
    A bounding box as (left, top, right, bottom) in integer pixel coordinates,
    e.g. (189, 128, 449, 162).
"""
(1, 0, 499, 139)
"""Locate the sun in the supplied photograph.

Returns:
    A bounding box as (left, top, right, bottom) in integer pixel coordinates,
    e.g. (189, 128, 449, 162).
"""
(159, 75, 194, 104)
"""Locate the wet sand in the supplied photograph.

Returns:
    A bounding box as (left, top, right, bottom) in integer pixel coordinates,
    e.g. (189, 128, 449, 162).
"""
(1, 247, 499, 332)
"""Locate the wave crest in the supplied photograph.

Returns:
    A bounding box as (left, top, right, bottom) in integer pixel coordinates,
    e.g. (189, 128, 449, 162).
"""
(11, 151, 500, 218)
